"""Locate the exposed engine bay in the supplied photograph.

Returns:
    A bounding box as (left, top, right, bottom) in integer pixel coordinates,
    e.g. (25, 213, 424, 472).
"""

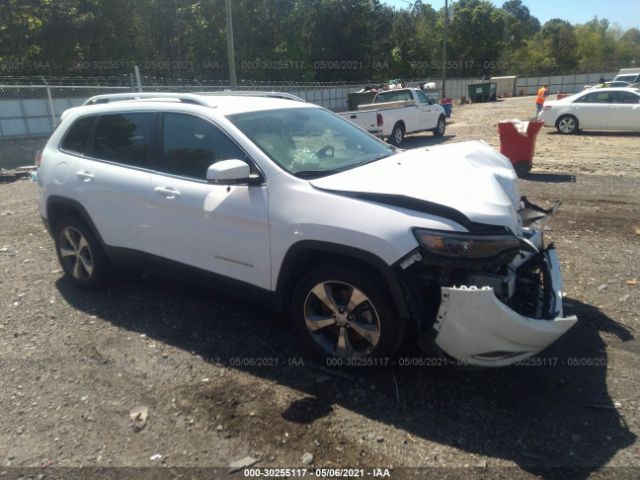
(398, 197, 577, 366)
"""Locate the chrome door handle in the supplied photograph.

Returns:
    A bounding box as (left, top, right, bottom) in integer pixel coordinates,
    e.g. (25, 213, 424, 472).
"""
(75, 170, 94, 182)
(154, 186, 181, 198)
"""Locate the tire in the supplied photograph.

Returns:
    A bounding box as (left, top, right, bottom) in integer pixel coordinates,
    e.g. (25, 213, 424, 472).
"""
(433, 115, 446, 137)
(556, 115, 578, 134)
(54, 216, 111, 289)
(291, 265, 405, 360)
(389, 123, 405, 146)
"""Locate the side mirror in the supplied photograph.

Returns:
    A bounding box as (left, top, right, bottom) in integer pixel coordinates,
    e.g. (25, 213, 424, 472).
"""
(206, 159, 257, 184)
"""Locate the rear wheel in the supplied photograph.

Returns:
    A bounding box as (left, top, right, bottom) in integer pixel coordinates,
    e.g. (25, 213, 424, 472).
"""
(54, 216, 111, 289)
(389, 123, 405, 146)
(292, 266, 405, 359)
(433, 115, 446, 137)
(556, 115, 578, 134)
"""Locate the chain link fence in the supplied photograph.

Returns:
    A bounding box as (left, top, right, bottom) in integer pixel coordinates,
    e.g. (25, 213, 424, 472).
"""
(0, 81, 134, 170)
(0, 71, 622, 170)
(0, 77, 382, 170)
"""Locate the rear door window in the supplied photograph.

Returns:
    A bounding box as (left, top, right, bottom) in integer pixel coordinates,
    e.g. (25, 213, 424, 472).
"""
(60, 116, 96, 154)
(160, 113, 247, 180)
(92, 113, 155, 168)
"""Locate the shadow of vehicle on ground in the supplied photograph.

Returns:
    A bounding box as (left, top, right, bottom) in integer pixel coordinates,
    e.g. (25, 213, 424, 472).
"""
(400, 134, 455, 150)
(0, 172, 31, 184)
(57, 275, 636, 478)
(521, 172, 576, 183)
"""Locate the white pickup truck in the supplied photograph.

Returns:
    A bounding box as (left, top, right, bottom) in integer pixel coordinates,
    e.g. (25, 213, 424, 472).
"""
(339, 88, 446, 146)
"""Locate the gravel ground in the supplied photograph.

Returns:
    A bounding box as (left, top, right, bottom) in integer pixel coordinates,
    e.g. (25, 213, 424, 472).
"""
(0, 96, 639, 479)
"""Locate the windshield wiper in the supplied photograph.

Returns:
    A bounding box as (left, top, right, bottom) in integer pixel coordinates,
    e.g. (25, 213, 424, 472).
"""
(293, 153, 394, 179)
(294, 168, 348, 179)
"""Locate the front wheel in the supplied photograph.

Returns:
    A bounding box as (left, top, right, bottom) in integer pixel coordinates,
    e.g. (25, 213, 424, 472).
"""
(556, 115, 578, 134)
(292, 266, 405, 359)
(433, 115, 446, 137)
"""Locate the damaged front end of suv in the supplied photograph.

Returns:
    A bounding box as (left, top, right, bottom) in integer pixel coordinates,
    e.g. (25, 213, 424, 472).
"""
(397, 197, 577, 367)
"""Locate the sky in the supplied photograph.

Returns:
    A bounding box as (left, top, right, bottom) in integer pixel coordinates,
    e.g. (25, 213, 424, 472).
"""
(381, 0, 640, 30)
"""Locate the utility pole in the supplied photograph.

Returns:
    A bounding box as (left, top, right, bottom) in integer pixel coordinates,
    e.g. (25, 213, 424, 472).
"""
(225, 0, 237, 87)
(134, 65, 143, 92)
(441, 0, 448, 96)
(174, 0, 182, 61)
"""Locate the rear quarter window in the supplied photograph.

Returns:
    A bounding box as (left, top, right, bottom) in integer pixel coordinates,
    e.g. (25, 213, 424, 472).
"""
(60, 116, 96, 154)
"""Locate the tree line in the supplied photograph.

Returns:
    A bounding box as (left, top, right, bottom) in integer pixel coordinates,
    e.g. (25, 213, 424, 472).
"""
(0, 0, 638, 82)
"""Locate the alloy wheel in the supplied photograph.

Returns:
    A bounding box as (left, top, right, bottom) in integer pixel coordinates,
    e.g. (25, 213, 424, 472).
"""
(59, 226, 94, 280)
(558, 117, 576, 134)
(393, 127, 404, 145)
(303, 280, 381, 357)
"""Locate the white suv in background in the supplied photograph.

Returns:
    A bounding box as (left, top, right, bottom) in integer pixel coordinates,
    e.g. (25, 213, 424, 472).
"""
(37, 92, 576, 367)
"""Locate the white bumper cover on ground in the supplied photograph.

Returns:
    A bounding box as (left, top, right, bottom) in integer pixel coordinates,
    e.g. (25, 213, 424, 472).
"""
(434, 248, 578, 367)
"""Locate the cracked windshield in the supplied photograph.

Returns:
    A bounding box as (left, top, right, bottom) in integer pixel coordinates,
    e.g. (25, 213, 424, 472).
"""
(229, 108, 394, 177)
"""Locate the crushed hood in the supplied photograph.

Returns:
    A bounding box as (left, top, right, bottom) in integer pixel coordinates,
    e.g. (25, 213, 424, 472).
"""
(310, 140, 522, 234)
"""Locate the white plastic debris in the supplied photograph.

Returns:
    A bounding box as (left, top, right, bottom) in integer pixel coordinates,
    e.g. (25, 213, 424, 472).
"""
(229, 456, 259, 472)
(506, 119, 530, 136)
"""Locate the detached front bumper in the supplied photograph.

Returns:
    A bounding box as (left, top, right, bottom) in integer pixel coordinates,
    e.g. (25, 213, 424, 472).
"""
(433, 246, 577, 367)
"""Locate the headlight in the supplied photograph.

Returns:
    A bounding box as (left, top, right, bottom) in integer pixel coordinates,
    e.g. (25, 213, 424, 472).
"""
(412, 229, 521, 259)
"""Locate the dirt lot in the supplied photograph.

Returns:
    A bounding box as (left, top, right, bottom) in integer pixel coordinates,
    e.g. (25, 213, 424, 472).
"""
(0, 96, 639, 479)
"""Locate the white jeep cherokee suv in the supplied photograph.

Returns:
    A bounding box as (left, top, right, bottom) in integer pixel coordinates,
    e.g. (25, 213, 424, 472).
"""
(38, 92, 577, 367)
